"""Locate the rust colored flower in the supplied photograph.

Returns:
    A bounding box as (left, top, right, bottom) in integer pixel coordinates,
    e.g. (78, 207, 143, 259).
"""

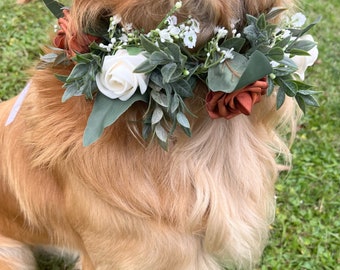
(205, 78, 268, 119)
(53, 9, 101, 58)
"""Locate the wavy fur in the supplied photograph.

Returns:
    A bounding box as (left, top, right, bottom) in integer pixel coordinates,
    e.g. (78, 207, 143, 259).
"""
(1, 0, 297, 269)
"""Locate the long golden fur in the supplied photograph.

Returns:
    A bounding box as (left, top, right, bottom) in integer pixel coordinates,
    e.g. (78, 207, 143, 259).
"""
(1, 0, 298, 269)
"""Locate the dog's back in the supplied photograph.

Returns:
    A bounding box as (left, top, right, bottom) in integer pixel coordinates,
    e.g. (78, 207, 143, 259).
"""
(0, 0, 297, 269)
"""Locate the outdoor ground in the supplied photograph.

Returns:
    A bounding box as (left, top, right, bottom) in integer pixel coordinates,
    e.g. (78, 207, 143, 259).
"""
(0, 0, 339, 269)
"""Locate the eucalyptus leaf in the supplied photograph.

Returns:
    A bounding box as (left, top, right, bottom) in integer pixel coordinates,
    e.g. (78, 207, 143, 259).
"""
(234, 50, 272, 90)
(207, 52, 248, 92)
(83, 92, 148, 146)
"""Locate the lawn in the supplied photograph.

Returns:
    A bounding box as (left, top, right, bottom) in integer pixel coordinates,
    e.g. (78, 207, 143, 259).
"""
(0, 0, 339, 269)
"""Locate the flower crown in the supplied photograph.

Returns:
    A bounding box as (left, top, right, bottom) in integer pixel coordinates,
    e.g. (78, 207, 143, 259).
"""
(41, 0, 320, 149)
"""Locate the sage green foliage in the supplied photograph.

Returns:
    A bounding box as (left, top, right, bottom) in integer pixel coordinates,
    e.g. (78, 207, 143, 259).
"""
(0, 0, 339, 269)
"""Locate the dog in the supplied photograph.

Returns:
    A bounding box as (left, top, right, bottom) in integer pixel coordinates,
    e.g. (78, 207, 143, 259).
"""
(0, 0, 299, 269)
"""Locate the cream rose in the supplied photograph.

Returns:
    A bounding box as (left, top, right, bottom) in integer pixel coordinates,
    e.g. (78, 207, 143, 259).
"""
(96, 50, 149, 101)
(291, 34, 318, 81)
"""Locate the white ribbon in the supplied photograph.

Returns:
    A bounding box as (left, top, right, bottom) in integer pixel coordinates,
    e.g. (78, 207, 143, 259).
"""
(5, 81, 31, 126)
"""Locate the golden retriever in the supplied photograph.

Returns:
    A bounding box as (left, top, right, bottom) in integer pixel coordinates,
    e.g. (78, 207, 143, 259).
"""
(0, 0, 298, 269)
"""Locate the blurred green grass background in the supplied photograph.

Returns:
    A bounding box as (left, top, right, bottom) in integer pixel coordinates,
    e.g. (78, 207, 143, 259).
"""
(0, 0, 339, 269)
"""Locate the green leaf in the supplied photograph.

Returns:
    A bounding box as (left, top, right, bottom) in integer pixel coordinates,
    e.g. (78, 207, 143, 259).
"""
(155, 123, 168, 143)
(234, 50, 273, 90)
(43, 0, 65, 19)
(290, 16, 322, 38)
(151, 90, 168, 107)
(55, 74, 68, 83)
(276, 77, 297, 97)
(73, 53, 94, 64)
(256, 14, 267, 29)
(295, 94, 306, 113)
(170, 94, 180, 113)
(173, 79, 194, 98)
(276, 87, 286, 109)
(265, 7, 287, 21)
(220, 38, 246, 52)
(83, 92, 148, 146)
(66, 63, 88, 81)
(267, 77, 275, 96)
(151, 106, 164, 125)
(149, 51, 171, 65)
(53, 52, 69, 66)
(142, 123, 152, 140)
(62, 84, 82, 102)
(161, 63, 179, 83)
(297, 93, 319, 107)
(267, 47, 284, 61)
(126, 46, 144, 55)
(40, 53, 58, 63)
(207, 52, 248, 92)
(139, 35, 160, 53)
(176, 112, 190, 129)
(287, 40, 316, 53)
(161, 42, 186, 64)
(297, 89, 320, 95)
(288, 49, 312, 56)
(275, 36, 292, 48)
(134, 60, 157, 74)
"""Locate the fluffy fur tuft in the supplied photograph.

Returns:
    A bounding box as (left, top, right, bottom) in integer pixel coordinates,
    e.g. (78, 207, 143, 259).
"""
(1, 0, 297, 269)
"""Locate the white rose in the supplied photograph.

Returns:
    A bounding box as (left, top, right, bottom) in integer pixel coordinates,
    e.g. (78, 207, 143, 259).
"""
(96, 50, 149, 101)
(291, 35, 318, 81)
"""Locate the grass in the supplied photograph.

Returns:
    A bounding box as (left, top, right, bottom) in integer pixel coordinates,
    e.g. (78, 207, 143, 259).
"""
(1, 0, 339, 269)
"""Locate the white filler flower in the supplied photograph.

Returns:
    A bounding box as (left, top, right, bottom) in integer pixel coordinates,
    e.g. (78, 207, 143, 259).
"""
(96, 50, 149, 101)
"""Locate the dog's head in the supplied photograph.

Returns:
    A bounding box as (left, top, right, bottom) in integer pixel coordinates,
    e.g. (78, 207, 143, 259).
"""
(68, 0, 293, 47)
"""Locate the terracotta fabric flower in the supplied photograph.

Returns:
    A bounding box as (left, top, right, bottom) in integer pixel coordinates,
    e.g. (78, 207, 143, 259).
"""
(54, 9, 101, 58)
(205, 78, 268, 119)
